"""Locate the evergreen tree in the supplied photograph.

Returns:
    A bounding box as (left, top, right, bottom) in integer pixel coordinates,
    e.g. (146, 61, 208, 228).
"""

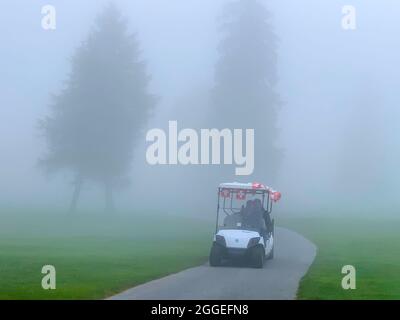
(212, 0, 282, 182)
(39, 4, 156, 213)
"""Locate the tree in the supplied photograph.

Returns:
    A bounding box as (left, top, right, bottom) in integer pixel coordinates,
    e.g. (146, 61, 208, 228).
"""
(39, 4, 156, 213)
(212, 0, 282, 182)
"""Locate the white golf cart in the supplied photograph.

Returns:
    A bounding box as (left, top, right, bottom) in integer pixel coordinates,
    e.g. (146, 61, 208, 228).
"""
(209, 182, 281, 268)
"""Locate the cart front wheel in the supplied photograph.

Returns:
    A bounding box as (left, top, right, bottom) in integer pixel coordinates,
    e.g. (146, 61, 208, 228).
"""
(251, 246, 265, 268)
(209, 243, 223, 267)
(266, 245, 274, 260)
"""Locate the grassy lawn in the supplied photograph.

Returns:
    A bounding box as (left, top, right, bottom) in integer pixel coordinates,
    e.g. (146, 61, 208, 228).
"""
(0, 210, 213, 299)
(2, 209, 399, 300)
(279, 216, 400, 299)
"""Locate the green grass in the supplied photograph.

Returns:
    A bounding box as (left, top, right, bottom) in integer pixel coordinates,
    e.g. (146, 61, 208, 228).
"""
(279, 216, 400, 300)
(3, 209, 399, 300)
(0, 210, 213, 299)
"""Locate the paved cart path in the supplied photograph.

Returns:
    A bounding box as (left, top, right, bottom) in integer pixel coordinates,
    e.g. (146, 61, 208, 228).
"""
(109, 228, 316, 300)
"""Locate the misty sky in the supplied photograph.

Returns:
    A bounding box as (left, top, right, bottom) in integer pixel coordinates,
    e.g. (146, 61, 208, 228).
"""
(1, 0, 400, 214)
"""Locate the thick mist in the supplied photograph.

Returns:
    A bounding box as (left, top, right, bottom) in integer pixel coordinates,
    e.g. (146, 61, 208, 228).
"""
(1, 0, 399, 218)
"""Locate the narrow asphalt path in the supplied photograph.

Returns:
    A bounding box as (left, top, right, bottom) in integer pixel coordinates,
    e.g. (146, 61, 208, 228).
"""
(109, 227, 316, 300)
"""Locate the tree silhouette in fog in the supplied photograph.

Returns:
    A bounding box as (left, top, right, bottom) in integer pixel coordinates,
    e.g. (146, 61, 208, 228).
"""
(212, 0, 282, 182)
(39, 4, 156, 213)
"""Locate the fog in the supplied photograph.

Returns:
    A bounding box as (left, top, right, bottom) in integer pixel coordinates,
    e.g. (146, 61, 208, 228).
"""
(1, 0, 399, 218)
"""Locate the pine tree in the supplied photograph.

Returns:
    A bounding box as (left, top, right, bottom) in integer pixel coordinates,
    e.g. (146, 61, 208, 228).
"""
(39, 4, 156, 213)
(212, 0, 282, 182)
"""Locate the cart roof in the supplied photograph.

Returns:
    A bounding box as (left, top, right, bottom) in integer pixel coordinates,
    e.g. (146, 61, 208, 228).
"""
(219, 182, 272, 192)
(219, 182, 282, 202)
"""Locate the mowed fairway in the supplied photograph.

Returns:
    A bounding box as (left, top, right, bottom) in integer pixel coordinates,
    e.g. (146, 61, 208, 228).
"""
(0, 210, 212, 299)
(280, 216, 400, 299)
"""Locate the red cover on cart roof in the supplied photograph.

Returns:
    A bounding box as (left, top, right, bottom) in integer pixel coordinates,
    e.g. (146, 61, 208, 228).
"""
(219, 182, 281, 202)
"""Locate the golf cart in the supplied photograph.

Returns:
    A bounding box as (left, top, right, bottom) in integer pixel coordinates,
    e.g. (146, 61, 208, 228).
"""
(209, 182, 281, 268)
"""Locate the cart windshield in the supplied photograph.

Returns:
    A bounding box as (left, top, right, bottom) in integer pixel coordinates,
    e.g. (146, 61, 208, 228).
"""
(217, 190, 267, 231)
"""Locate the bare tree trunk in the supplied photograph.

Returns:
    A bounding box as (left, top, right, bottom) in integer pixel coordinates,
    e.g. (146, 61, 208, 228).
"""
(105, 181, 115, 213)
(69, 175, 83, 214)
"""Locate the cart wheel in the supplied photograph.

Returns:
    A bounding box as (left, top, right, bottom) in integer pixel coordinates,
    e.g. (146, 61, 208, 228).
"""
(209, 243, 223, 267)
(266, 245, 274, 260)
(251, 246, 265, 268)
(267, 221, 274, 260)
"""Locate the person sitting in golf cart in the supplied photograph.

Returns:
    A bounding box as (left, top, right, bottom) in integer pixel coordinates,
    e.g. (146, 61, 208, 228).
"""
(243, 200, 264, 228)
(223, 200, 255, 228)
(241, 199, 254, 220)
